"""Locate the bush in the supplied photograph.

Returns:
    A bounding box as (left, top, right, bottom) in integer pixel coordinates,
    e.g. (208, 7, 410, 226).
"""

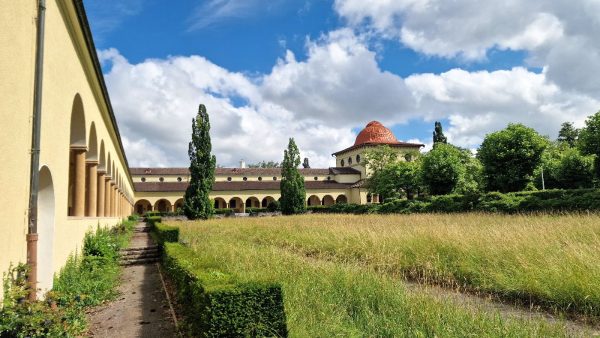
(214, 208, 234, 216)
(267, 201, 280, 212)
(146, 216, 162, 227)
(127, 214, 139, 222)
(0, 220, 134, 337)
(247, 207, 268, 214)
(153, 223, 179, 246)
(162, 242, 288, 337)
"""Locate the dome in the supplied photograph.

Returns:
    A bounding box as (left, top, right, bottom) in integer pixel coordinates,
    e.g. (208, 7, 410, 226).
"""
(354, 121, 400, 146)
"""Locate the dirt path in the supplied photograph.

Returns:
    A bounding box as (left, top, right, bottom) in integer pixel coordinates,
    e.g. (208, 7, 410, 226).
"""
(87, 224, 177, 338)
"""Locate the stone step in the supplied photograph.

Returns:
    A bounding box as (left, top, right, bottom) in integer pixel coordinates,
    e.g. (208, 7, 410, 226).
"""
(120, 245, 159, 253)
(120, 251, 159, 260)
(133, 227, 151, 233)
(119, 257, 159, 266)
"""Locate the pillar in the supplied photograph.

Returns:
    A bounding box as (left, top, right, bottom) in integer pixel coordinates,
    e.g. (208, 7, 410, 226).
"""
(104, 177, 111, 216)
(97, 171, 105, 217)
(86, 161, 98, 217)
(110, 183, 116, 216)
(72, 147, 86, 217)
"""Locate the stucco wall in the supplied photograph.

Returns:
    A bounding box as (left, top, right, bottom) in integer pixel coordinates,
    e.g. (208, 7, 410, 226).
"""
(0, 1, 134, 294)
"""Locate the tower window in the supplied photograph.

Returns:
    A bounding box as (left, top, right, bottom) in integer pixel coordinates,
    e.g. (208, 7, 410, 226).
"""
(227, 177, 232, 181)
(141, 177, 146, 182)
(341, 159, 345, 167)
(177, 177, 182, 182)
(243, 177, 248, 181)
(314, 177, 318, 181)
(356, 154, 361, 163)
(258, 177, 262, 181)
(273, 177, 277, 181)
(159, 177, 164, 182)
(348, 157, 353, 165)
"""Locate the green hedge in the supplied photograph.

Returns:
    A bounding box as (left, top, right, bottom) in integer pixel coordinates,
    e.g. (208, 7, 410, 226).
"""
(146, 216, 162, 227)
(162, 242, 288, 337)
(247, 207, 268, 214)
(153, 222, 179, 246)
(311, 188, 600, 214)
(214, 208, 234, 216)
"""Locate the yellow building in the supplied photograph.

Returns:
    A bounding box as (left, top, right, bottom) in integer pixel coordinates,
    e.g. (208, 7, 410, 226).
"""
(132, 121, 423, 213)
(0, 0, 134, 296)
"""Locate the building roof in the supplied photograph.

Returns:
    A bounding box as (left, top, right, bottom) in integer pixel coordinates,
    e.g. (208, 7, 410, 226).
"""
(332, 121, 424, 156)
(134, 180, 352, 192)
(130, 167, 360, 176)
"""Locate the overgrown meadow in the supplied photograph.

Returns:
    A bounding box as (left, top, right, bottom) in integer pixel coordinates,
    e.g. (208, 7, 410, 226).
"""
(176, 213, 600, 337)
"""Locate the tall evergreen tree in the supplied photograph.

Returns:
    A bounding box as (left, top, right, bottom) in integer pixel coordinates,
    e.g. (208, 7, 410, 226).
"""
(557, 122, 579, 147)
(432, 121, 448, 146)
(183, 104, 216, 220)
(280, 138, 306, 215)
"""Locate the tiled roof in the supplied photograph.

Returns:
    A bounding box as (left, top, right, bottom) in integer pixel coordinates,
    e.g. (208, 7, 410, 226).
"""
(350, 179, 368, 188)
(130, 167, 341, 176)
(329, 167, 361, 175)
(134, 180, 352, 192)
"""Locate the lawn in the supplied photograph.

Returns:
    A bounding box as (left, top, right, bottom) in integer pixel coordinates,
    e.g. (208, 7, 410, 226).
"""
(173, 213, 600, 337)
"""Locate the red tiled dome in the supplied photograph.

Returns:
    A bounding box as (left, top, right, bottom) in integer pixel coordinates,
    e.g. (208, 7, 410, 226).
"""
(354, 121, 400, 146)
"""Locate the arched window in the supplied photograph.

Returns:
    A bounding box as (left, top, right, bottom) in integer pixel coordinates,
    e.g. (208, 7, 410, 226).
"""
(341, 159, 345, 167)
(227, 177, 232, 181)
(141, 177, 146, 182)
(177, 177, 182, 182)
(356, 154, 361, 163)
(159, 177, 164, 182)
(258, 177, 263, 181)
(348, 157, 353, 165)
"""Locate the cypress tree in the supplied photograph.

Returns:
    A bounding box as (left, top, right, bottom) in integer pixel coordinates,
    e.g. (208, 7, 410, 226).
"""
(183, 104, 216, 220)
(432, 121, 448, 147)
(280, 138, 306, 215)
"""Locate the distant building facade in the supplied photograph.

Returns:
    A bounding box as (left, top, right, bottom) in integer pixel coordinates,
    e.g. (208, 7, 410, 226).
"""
(132, 121, 423, 213)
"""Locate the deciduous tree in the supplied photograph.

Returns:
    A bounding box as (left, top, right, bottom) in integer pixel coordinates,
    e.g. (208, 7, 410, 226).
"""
(421, 143, 463, 195)
(578, 111, 600, 178)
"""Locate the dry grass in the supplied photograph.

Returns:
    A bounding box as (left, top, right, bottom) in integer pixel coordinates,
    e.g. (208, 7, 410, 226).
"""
(173, 213, 600, 336)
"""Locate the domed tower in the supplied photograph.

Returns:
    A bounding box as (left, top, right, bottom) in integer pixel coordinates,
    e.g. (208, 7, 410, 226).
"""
(332, 121, 424, 177)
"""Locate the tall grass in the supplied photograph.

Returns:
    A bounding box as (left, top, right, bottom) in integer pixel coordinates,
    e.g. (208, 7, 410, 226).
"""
(177, 214, 600, 336)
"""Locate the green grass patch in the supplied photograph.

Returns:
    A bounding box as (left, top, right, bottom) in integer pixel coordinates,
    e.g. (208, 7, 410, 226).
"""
(0, 219, 135, 337)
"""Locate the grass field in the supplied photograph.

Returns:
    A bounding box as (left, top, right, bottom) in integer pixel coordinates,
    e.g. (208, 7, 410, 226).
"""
(174, 213, 600, 337)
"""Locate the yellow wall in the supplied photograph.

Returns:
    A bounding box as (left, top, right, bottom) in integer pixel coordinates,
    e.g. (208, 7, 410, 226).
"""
(0, 0, 134, 295)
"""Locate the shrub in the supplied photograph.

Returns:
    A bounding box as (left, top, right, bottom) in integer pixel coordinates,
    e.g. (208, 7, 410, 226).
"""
(267, 201, 280, 212)
(146, 216, 162, 227)
(153, 223, 179, 246)
(247, 207, 268, 214)
(127, 214, 139, 222)
(162, 242, 288, 337)
(214, 208, 234, 216)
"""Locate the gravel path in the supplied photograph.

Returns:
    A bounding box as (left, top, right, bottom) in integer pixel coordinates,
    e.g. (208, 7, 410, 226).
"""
(87, 225, 177, 338)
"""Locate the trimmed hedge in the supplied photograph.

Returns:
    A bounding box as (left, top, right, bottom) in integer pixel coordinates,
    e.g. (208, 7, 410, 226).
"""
(146, 216, 162, 227)
(214, 208, 234, 216)
(311, 188, 600, 215)
(247, 207, 268, 214)
(154, 223, 179, 246)
(162, 242, 288, 337)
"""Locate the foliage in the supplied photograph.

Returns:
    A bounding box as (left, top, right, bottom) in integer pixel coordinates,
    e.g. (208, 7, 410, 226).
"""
(535, 143, 595, 190)
(280, 138, 306, 215)
(152, 222, 179, 246)
(478, 123, 548, 192)
(432, 121, 447, 146)
(369, 160, 422, 200)
(177, 217, 582, 336)
(247, 207, 268, 214)
(214, 208, 234, 216)
(0, 220, 135, 337)
(454, 150, 484, 194)
(161, 242, 288, 337)
(247, 160, 281, 168)
(578, 111, 600, 178)
(267, 200, 280, 212)
(557, 121, 579, 147)
(363, 145, 399, 174)
(183, 104, 216, 220)
(146, 215, 162, 227)
(421, 143, 465, 195)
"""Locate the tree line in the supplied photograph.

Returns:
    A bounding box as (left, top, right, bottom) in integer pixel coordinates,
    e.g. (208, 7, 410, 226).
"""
(367, 111, 600, 201)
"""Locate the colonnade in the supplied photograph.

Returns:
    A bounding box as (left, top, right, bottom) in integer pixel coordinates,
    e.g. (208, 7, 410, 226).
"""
(69, 145, 133, 218)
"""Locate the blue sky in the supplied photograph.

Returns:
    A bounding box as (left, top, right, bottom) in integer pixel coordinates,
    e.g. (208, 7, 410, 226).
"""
(85, 0, 600, 167)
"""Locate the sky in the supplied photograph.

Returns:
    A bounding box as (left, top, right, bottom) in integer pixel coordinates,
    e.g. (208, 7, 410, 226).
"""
(85, 0, 600, 168)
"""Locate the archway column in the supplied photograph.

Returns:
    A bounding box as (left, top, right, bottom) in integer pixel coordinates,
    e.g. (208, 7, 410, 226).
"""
(110, 182, 116, 216)
(104, 177, 111, 216)
(86, 161, 98, 217)
(71, 146, 87, 217)
(97, 170, 106, 217)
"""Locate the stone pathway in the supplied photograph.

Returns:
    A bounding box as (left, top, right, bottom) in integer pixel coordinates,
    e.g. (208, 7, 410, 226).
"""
(87, 223, 177, 337)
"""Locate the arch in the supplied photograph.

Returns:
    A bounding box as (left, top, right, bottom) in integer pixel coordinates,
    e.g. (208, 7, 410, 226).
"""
(69, 94, 86, 147)
(228, 197, 244, 213)
(174, 198, 184, 212)
(214, 197, 227, 209)
(99, 141, 106, 172)
(322, 195, 335, 206)
(307, 195, 321, 206)
(245, 197, 260, 209)
(336, 194, 348, 204)
(134, 199, 152, 215)
(261, 196, 275, 208)
(154, 199, 172, 213)
(87, 123, 98, 161)
(37, 166, 55, 294)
